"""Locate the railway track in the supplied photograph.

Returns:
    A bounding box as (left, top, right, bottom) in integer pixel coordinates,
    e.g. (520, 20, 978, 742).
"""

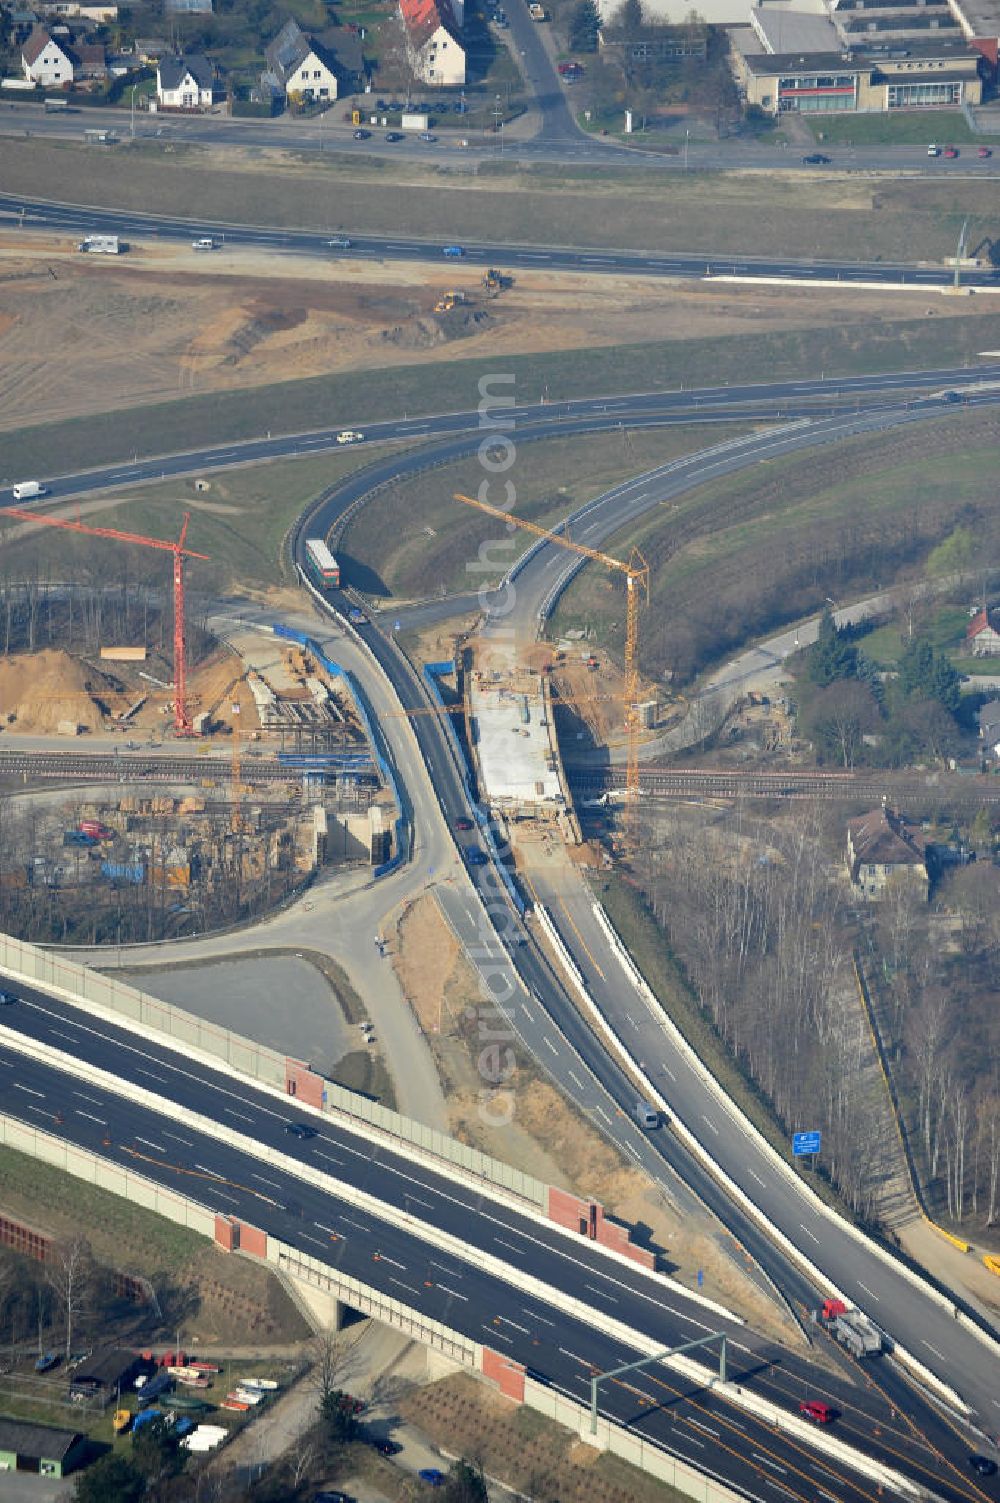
(0, 753, 294, 783)
(566, 764, 1000, 804)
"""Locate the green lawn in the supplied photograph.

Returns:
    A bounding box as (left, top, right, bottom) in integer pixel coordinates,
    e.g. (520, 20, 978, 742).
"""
(340, 425, 750, 599)
(859, 604, 969, 666)
(0, 448, 414, 592)
(810, 113, 1000, 147)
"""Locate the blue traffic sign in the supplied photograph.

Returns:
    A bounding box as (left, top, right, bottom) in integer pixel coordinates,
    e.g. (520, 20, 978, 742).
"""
(793, 1130, 822, 1157)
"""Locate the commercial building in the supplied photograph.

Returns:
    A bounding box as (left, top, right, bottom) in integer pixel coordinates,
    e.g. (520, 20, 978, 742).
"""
(731, 32, 983, 110)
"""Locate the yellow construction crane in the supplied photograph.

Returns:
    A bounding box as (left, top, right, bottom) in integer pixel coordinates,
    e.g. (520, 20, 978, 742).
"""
(453, 492, 649, 833)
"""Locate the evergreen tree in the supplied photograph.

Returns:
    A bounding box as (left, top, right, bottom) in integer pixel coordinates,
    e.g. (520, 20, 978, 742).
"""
(616, 0, 644, 35)
(898, 637, 960, 712)
(73, 1455, 144, 1503)
(568, 0, 601, 51)
(807, 606, 856, 686)
(444, 1458, 489, 1503)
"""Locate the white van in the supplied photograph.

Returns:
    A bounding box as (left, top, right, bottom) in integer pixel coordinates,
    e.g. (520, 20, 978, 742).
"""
(192, 238, 217, 251)
(635, 1101, 660, 1130)
(12, 481, 45, 501)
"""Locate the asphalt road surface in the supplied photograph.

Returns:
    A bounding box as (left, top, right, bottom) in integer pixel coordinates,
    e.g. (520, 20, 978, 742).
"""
(2, 192, 999, 290)
(0, 995, 992, 1503)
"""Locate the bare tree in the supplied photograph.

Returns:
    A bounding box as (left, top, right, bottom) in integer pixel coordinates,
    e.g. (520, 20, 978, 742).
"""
(308, 1327, 348, 1411)
(45, 1236, 94, 1360)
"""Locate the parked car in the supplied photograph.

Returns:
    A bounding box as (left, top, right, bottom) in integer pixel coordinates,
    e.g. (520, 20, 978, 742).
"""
(371, 1437, 402, 1456)
(327, 237, 352, 249)
(418, 1470, 445, 1488)
(927, 143, 941, 156)
(348, 607, 367, 624)
(465, 848, 488, 866)
(285, 1122, 318, 1140)
(337, 430, 364, 444)
(419, 131, 437, 142)
(969, 1458, 998, 1477)
(385, 131, 403, 142)
(801, 153, 829, 165)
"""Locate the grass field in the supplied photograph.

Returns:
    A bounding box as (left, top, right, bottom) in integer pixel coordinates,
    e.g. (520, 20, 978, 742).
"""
(5, 305, 999, 483)
(809, 113, 1000, 147)
(4, 134, 1000, 266)
(858, 604, 970, 665)
(0, 448, 414, 592)
(339, 425, 750, 599)
(550, 409, 1000, 684)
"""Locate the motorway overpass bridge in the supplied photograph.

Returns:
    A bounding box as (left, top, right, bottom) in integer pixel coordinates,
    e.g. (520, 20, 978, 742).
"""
(0, 938, 989, 1503)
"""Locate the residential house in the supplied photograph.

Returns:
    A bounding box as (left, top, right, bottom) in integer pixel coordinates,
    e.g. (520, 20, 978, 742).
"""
(70, 38, 107, 79)
(36, 2, 118, 18)
(163, 0, 213, 12)
(399, 0, 465, 86)
(846, 805, 928, 900)
(21, 25, 74, 84)
(977, 699, 1000, 758)
(263, 19, 340, 103)
(966, 606, 1000, 656)
(156, 52, 215, 108)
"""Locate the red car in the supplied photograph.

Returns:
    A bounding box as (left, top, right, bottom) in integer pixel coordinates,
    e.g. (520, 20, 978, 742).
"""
(943, 146, 959, 158)
(978, 146, 992, 158)
(800, 1400, 836, 1425)
(454, 816, 473, 831)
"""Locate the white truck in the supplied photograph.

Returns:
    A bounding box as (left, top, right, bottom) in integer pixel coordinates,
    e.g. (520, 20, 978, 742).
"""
(78, 235, 123, 255)
(11, 481, 46, 501)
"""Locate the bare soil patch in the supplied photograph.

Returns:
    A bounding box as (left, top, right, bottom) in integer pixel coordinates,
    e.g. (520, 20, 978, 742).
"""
(0, 228, 978, 432)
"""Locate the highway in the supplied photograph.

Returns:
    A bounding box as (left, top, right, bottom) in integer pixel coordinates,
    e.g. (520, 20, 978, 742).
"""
(2, 192, 999, 291)
(0, 991, 992, 1503)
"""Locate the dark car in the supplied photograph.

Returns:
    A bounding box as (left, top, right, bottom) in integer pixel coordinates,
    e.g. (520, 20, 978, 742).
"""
(801, 153, 830, 165)
(970, 1458, 998, 1477)
(465, 848, 488, 866)
(0, 991, 16, 1005)
(419, 131, 437, 142)
(314, 1492, 352, 1503)
(353, 128, 371, 140)
(944, 145, 959, 158)
(418, 1471, 445, 1488)
(285, 1122, 318, 1140)
(385, 131, 403, 142)
(454, 816, 474, 831)
(371, 1437, 402, 1456)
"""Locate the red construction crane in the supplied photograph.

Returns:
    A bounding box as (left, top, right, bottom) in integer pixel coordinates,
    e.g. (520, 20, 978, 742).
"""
(0, 508, 209, 735)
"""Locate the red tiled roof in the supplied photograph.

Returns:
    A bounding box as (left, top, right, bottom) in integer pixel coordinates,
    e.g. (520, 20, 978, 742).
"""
(967, 607, 1000, 639)
(22, 26, 62, 66)
(400, 0, 459, 50)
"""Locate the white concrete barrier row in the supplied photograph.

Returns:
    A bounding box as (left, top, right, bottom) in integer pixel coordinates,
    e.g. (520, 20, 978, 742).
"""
(589, 906, 979, 1411)
(0, 1042, 923, 1502)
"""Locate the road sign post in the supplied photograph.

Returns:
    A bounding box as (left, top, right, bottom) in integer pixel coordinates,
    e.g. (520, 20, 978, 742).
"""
(793, 1130, 821, 1169)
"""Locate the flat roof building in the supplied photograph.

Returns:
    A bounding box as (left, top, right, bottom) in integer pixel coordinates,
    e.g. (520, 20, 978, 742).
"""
(732, 32, 983, 109)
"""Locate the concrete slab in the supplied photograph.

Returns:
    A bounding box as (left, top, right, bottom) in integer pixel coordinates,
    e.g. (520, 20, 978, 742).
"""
(121, 954, 354, 1077)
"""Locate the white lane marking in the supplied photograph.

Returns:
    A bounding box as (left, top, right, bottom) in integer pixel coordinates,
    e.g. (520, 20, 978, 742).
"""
(568, 1070, 584, 1089)
(584, 1283, 617, 1303)
(135, 1136, 165, 1153)
(922, 1341, 945, 1361)
(623, 1141, 642, 1162)
(857, 1282, 879, 1302)
(389, 1277, 421, 1296)
(163, 1130, 193, 1146)
(404, 1193, 434, 1210)
(313, 1150, 343, 1168)
(74, 1090, 103, 1105)
(700, 1115, 719, 1135)
(753, 1454, 787, 1474)
(340, 1216, 368, 1232)
(542, 1037, 558, 1054)
(253, 1173, 282, 1189)
(223, 1107, 254, 1123)
(487, 1327, 513, 1343)
(662, 1064, 676, 1082)
(523, 1308, 555, 1326)
(13, 1084, 44, 1098)
(747, 1167, 765, 1186)
(681, 1433, 705, 1449)
(136, 1067, 168, 1083)
(522, 1007, 535, 1023)
(558, 1347, 589, 1364)
(314, 1223, 339, 1236)
(194, 1162, 221, 1177)
(301, 1233, 327, 1249)
(377, 1253, 406, 1270)
(430, 1259, 462, 1277)
(688, 1419, 719, 1437)
(498, 1316, 530, 1334)
(49, 1029, 81, 1046)
(798, 1223, 820, 1245)
(495, 1237, 523, 1255)
(594, 1106, 611, 1125)
(437, 1284, 467, 1302)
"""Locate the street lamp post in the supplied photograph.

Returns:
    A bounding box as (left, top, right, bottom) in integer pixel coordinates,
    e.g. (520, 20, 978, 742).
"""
(684, 126, 690, 170)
